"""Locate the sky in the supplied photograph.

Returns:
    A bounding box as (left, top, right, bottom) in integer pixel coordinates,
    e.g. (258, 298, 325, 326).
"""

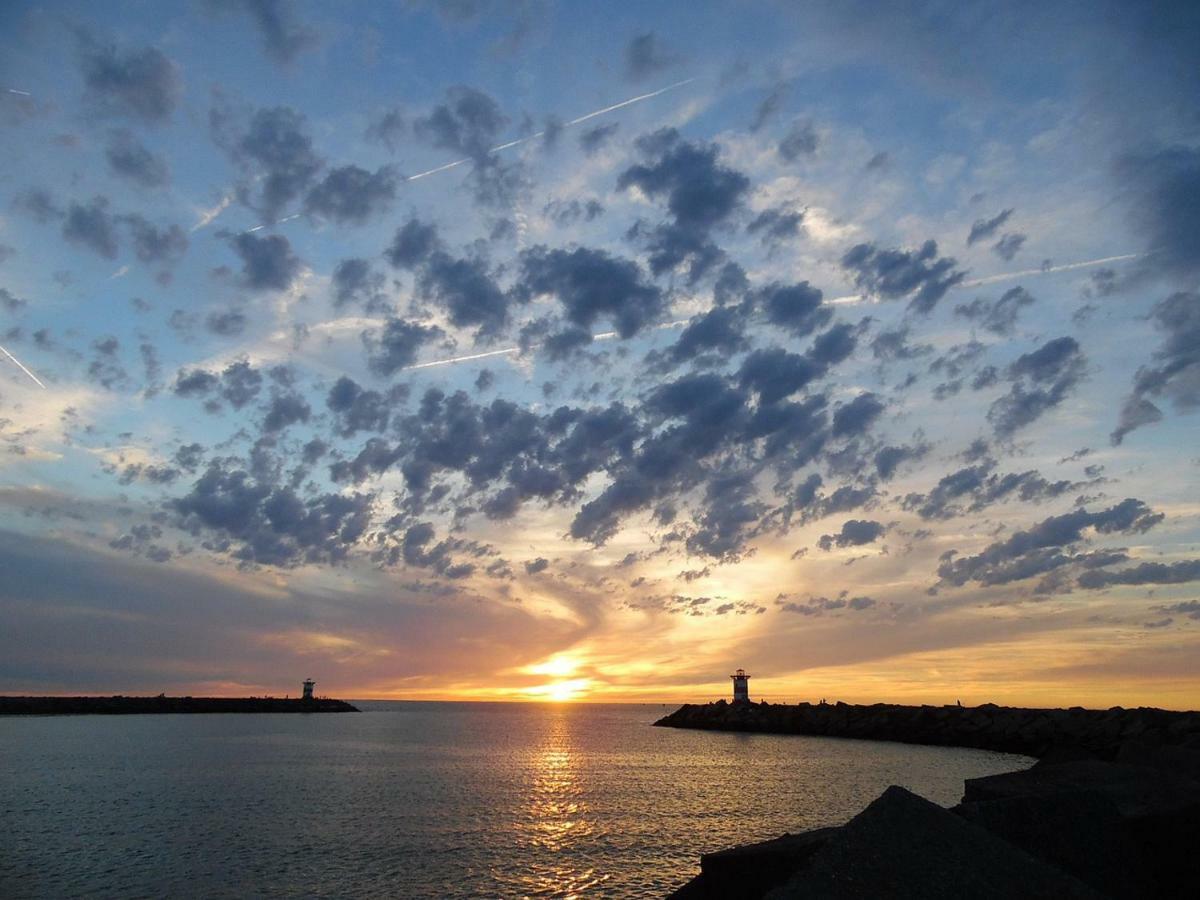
(1, 0, 1198, 708)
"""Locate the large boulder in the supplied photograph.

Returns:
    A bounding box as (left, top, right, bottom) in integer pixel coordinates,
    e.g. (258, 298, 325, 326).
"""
(765, 786, 1098, 899)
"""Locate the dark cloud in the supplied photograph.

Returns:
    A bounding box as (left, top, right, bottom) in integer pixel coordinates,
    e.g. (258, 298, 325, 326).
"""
(413, 86, 506, 158)
(262, 392, 311, 433)
(13, 188, 62, 224)
(1111, 291, 1200, 444)
(618, 129, 750, 280)
(750, 84, 786, 132)
(105, 130, 169, 188)
(663, 305, 751, 367)
(777, 591, 875, 616)
(1078, 559, 1200, 589)
(210, 0, 318, 64)
(416, 252, 510, 336)
(832, 393, 884, 438)
(818, 519, 885, 550)
(954, 286, 1034, 336)
(992, 232, 1026, 261)
(121, 215, 188, 265)
(62, 196, 119, 258)
(778, 119, 818, 161)
(331, 258, 387, 310)
(228, 232, 301, 291)
(1115, 145, 1200, 279)
(755, 281, 831, 336)
(966, 208, 1013, 246)
(874, 442, 929, 480)
(938, 498, 1163, 587)
(326, 377, 395, 437)
(747, 207, 804, 244)
(543, 198, 604, 227)
(174, 360, 264, 410)
(303, 165, 399, 225)
(385, 218, 441, 270)
(1, 288, 27, 312)
(517, 245, 664, 342)
(841, 240, 966, 313)
(205, 309, 247, 336)
(624, 33, 675, 81)
(578, 122, 619, 156)
(365, 108, 406, 153)
(173, 460, 373, 568)
(364, 318, 442, 375)
(217, 105, 324, 223)
(987, 336, 1085, 437)
(524, 557, 549, 575)
(79, 37, 181, 123)
(903, 459, 1077, 520)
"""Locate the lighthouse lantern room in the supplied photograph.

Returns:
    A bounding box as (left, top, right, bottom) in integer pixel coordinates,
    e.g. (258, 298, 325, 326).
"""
(302, 679, 315, 701)
(730, 668, 751, 704)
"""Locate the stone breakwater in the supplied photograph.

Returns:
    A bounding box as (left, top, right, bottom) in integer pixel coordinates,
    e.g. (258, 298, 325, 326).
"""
(653, 700, 1200, 760)
(661, 701, 1200, 898)
(0, 695, 359, 715)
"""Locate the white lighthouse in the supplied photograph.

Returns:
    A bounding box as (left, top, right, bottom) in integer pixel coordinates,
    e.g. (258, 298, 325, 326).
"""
(302, 678, 315, 701)
(730, 668, 751, 704)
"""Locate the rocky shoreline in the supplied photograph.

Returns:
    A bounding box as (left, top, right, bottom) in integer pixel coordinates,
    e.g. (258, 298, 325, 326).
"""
(0, 695, 360, 715)
(660, 701, 1200, 898)
(654, 700, 1200, 759)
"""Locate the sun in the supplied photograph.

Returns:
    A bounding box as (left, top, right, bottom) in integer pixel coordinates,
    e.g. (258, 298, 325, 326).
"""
(527, 678, 590, 702)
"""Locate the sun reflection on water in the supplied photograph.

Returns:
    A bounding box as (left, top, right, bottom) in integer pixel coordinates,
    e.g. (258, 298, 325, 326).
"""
(506, 708, 609, 898)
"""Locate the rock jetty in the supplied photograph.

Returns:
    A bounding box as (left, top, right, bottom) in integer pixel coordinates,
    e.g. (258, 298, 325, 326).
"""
(0, 695, 359, 715)
(663, 702, 1200, 898)
(654, 700, 1200, 760)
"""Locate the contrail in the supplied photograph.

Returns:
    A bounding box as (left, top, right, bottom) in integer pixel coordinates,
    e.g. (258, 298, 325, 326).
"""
(246, 213, 300, 234)
(0, 344, 46, 389)
(6, 88, 32, 96)
(402, 254, 1138, 370)
(404, 77, 695, 182)
(826, 252, 1143, 306)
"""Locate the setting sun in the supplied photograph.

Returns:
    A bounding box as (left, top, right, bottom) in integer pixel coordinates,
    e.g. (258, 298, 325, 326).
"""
(526, 679, 591, 702)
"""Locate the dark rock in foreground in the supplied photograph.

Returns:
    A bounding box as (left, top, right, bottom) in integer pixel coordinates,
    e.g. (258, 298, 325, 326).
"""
(654, 700, 1200, 760)
(666, 712, 1200, 899)
(0, 695, 359, 715)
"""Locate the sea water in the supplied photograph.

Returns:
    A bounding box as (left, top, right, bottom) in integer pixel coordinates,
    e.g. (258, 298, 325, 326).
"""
(0, 701, 1030, 898)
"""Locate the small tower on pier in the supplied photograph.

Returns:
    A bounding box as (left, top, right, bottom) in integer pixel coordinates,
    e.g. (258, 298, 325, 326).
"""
(730, 668, 751, 704)
(302, 678, 315, 701)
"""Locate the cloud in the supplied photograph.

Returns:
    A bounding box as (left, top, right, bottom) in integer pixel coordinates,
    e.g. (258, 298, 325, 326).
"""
(517, 245, 664, 343)
(210, 0, 318, 64)
(841, 240, 966, 313)
(78, 36, 181, 123)
(938, 498, 1163, 587)
(1078, 559, 1200, 589)
(121, 215, 188, 265)
(1115, 145, 1200, 279)
(624, 33, 675, 81)
(1111, 291, 1200, 444)
(304, 165, 399, 225)
(105, 130, 169, 188)
(578, 122, 619, 156)
(364, 318, 443, 375)
(413, 85, 507, 158)
(228, 232, 301, 291)
(992, 232, 1026, 261)
(966, 208, 1013, 246)
(954, 286, 1035, 336)
(216, 105, 324, 223)
(818, 519, 886, 550)
(62, 196, 119, 258)
(365, 108, 406, 153)
(778, 119, 819, 161)
(618, 128, 750, 281)
(987, 336, 1085, 437)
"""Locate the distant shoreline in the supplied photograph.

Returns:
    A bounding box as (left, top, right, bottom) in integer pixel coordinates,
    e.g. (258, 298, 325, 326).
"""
(0, 695, 359, 715)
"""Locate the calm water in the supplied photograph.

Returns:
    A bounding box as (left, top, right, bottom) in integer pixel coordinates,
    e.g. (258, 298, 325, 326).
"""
(0, 702, 1030, 898)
